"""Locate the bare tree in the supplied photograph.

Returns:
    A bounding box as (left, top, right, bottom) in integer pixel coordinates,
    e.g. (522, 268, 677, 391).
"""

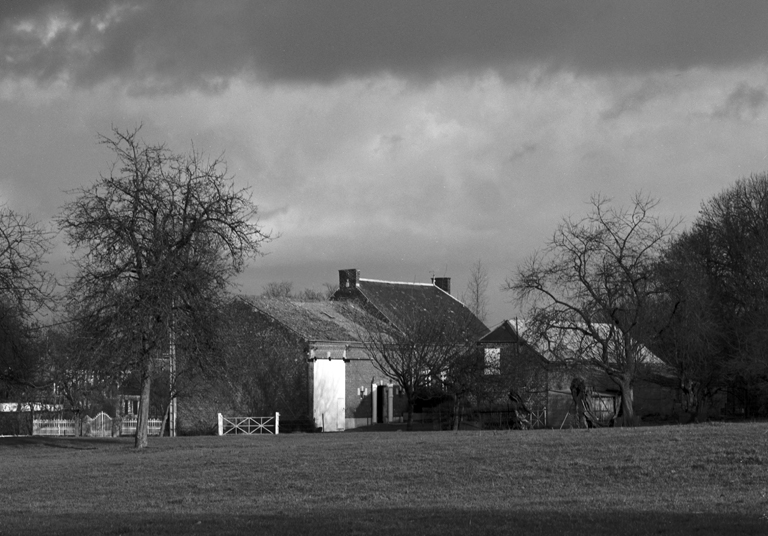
(58, 127, 270, 448)
(322, 282, 338, 299)
(0, 207, 54, 311)
(0, 206, 54, 394)
(462, 259, 489, 323)
(440, 344, 499, 430)
(295, 286, 333, 301)
(350, 301, 481, 430)
(507, 193, 677, 426)
(262, 281, 293, 299)
(260, 281, 336, 301)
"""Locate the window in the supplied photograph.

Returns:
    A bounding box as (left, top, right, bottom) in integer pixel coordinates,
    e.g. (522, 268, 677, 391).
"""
(484, 348, 501, 375)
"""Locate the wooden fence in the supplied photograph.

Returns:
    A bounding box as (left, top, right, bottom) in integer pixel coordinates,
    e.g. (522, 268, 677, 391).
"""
(33, 412, 162, 437)
(33, 419, 76, 436)
(120, 415, 163, 437)
(217, 413, 280, 435)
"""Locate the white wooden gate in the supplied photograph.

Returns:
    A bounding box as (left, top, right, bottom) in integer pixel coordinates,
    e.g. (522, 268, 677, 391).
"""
(217, 413, 280, 435)
(528, 407, 547, 428)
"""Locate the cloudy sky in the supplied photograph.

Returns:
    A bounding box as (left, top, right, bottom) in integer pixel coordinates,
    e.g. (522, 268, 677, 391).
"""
(3, 1, 768, 326)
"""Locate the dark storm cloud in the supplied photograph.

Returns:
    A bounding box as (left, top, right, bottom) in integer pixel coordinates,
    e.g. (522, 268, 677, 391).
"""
(2, 0, 768, 89)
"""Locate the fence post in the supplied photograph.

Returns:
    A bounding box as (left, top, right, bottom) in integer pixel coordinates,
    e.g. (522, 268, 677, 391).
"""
(217, 413, 223, 436)
(275, 412, 280, 435)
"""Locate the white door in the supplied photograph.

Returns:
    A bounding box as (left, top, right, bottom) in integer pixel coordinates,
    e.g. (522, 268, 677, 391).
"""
(313, 359, 346, 431)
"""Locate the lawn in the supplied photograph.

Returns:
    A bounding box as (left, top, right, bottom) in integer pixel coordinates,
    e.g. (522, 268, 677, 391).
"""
(1, 423, 766, 535)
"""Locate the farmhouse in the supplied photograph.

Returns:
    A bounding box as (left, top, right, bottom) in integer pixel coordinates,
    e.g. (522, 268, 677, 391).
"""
(479, 319, 679, 427)
(246, 269, 488, 432)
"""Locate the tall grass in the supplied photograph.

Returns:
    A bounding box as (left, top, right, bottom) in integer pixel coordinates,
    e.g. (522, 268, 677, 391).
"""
(1, 422, 766, 535)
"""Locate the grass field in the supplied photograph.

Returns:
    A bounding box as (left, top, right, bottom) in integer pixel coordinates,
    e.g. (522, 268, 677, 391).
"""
(1, 423, 767, 535)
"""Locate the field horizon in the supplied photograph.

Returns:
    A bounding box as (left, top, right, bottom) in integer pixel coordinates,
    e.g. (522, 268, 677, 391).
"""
(1, 422, 766, 535)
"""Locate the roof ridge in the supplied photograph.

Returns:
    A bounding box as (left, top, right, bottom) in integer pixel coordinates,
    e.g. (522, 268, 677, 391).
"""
(359, 278, 433, 287)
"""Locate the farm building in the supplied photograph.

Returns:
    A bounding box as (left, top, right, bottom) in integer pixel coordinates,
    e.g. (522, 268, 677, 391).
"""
(245, 296, 408, 431)
(478, 319, 680, 428)
(240, 269, 489, 432)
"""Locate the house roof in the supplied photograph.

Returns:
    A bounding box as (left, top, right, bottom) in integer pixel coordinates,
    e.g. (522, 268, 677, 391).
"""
(248, 297, 372, 342)
(345, 278, 489, 338)
(479, 319, 526, 344)
(480, 319, 664, 365)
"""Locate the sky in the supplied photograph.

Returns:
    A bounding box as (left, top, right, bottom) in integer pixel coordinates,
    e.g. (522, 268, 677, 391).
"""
(2, 1, 768, 327)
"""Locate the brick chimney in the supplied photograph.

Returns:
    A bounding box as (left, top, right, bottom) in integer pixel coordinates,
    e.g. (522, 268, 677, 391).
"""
(339, 269, 360, 290)
(432, 277, 451, 294)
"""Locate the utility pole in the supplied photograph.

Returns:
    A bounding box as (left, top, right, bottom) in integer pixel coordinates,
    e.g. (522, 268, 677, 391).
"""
(168, 308, 177, 438)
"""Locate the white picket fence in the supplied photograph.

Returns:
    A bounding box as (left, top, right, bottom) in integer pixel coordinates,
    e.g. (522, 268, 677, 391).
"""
(33, 412, 162, 437)
(217, 413, 280, 435)
(33, 419, 76, 436)
(119, 416, 163, 437)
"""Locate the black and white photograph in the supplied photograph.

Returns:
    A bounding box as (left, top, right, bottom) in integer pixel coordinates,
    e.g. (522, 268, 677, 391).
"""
(0, 2, 767, 534)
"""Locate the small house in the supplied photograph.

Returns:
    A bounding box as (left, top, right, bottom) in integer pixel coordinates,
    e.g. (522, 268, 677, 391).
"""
(479, 319, 678, 427)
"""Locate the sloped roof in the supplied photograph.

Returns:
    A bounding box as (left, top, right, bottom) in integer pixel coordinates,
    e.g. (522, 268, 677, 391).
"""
(248, 297, 372, 342)
(480, 319, 664, 365)
(479, 319, 526, 344)
(353, 278, 489, 338)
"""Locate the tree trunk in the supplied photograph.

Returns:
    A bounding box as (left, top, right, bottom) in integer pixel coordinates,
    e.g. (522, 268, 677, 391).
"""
(616, 378, 635, 427)
(680, 376, 700, 423)
(406, 396, 414, 431)
(159, 401, 170, 437)
(70, 410, 83, 437)
(452, 396, 461, 431)
(688, 403, 701, 424)
(688, 389, 708, 423)
(135, 362, 151, 449)
(112, 399, 122, 438)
